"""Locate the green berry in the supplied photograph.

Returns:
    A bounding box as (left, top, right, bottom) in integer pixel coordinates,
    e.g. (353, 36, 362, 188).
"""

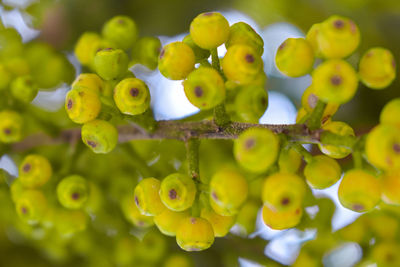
(154, 208, 190, 236)
(10, 75, 38, 103)
(74, 32, 102, 66)
(81, 119, 118, 154)
(235, 200, 259, 236)
(318, 121, 355, 159)
(102, 16, 138, 50)
(72, 73, 104, 94)
(19, 154, 52, 189)
(338, 169, 381, 212)
(226, 22, 264, 56)
(10, 178, 24, 203)
(183, 67, 225, 110)
(317, 15, 360, 59)
(209, 168, 248, 216)
(371, 242, 400, 267)
(381, 172, 400, 205)
(65, 86, 101, 124)
(176, 216, 214, 251)
(0, 110, 23, 143)
(380, 98, 400, 127)
(159, 173, 196, 212)
(359, 47, 396, 89)
(182, 34, 210, 62)
(131, 36, 161, 70)
(306, 23, 323, 57)
(114, 77, 151, 115)
(234, 127, 279, 173)
(15, 189, 47, 224)
(262, 204, 302, 230)
(190, 12, 229, 50)
(134, 177, 166, 216)
(222, 44, 263, 84)
(121, 194, 154, 228)
(200, 206, 236, 237)
(158, 42, 195, 80)
(312, 59, 358, 104)
(262, 172, 306, 212)
(234, 84, 268, 123)
(275, 38, 314, 77)
(304, 155, 341, 189)
(0, 28, 23, 58)
(278, 147, 302, 173)
(163, 253, 194, 267)
(57, 175, 89, 210)
(136, 230, 167, 263)
(55, 209, 88, 237)
(94, 48, 129, 81)
(0, 63, 11, 90)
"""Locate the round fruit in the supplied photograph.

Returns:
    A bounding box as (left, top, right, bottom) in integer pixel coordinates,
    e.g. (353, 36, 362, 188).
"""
(158, 42, 195, 80)
(176, 216, 214, 251)
(304, 155, 341, 189)
(262, 204, 303, 230)
(134, 178, 166, 216)
(81, 119, 118, 154)
(159, 173, 196, 212)
(114, 77, 151, 115)
(19, 154, 52, 188)
(57, 175, 89, 210)
(65, 86, 101, 124)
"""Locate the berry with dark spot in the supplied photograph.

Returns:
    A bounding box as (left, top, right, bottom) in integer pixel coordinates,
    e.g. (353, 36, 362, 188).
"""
(225, 22, 264, 56)
(158, 42, 195, 80)
(176, 216, 214, 251)
(81, 119, 118, 154)
(102, 16, 138, 50)
(57, 175, 89, 210)
(134, 178, 166, 216)
(19, 154, 52, 188)
(114, 78, 151, 115)
(159, 173, 196, 212)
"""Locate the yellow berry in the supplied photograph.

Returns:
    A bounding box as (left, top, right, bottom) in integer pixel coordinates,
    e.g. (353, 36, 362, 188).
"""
(10, 75, 38, 103)
(74, 32, 102, 66)
(94, 48, 129, 81)
(65, 86, 101, 124)
(359, 47, 396, 89)
(10, 178, 24, 203)
(114, 77, 151, 115)
(0, 110, 23, 143)
(318, 121, 355, 159)
(234, 84, 268, 123)
(102, 15, 138, 50)
(158, 42, 195, 80)
(371, 242, 400, 267)
(235, 200, 260, 236)
(163, 253, 194, 267)
(15, 189, 47, 225)
(131, 36, 161, 70)
(159, 173, 196, 212)
(134, 178, 166, 216)
(306, 23, 323, 58)
(121, 194, 154, 228)
(278, 147, 302, 174)
(182, 34, 210, 62)
(380, 98, 400, 127)
(275, 38, 314, 77)
(81, 119, 118, 154)
(200, 206, 236, 237)
(301, 85, 339, 122)
(190, 12, 229, 50)
(381, 171, 400, 205)
(262, 204, 302, 230)
(55, 209, 88, 237)
(57, 175, 89, 210)
(154, 208, 190, 236)
(72, 73, 104, 94)
(225, 22, 264, 56)
(19, 154, 52, 188)
(304, 155, 341, 189)
(176, 216, 214, 251)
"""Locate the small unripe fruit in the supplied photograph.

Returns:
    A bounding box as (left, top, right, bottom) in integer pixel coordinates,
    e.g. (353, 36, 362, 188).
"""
(304, 155, 341, 189)
(15, 189, 47, 224)
(312, 59, 358, 104)
(359, 47, 396, 89)
(381, 172, 400, 205)
(183, 67, 225, 110)
(275, 38, 314, 77)
(114, 77, 151, 115)
(190, 12, 229, 50)
(380, 98, 400, 127)
(81, 119, 118, 154)
(0, 64, 11, 90)
(10, 179, 24, 203)
(19, 154, 52, 188)
(338, 169, 381, 212)
(65, 86, 101, 124)
(159, 173, 196, 211)
(262, 204, 302, 230)
(102, 16, 138, 50)
(55, 209, 88, 237)
(182, 34, 210, 62)
(209, 168, 248, 216)
(234, 85, 268, 123)
(319, 121, 355, 159)
(154, 208, 190, 236)
(176, 217, 214, 251)
(74, 32, 102, 66)
(0, 110, 23, 143)
(57, 175, 89, 210)
(278, 147, 302, 174)
(163, 253, 194, 267)
(72, 73, 104, 94)
(158, 42, 195, 80)
(301, 85, 339, 122)
(306, 23, 323, 57)
(226, 22, 264, 56)
(222, 44, 263, 84)
(234, 127, 279, 173)
(134, 178, 166, 216)
(371, 242, 400, 267)
(131, 36, 161, 70)
(121, 194, 154, 228)
(10, 75, 38, 103)
(94, 48, 129, 80)
(200, 207, 236, 237)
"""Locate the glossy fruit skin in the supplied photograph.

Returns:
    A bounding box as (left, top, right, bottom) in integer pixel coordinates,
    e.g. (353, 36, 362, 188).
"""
(57, 175, 89, 210)
(65, 86, 101, 124)
(74, 32, 102, 66)
(301, 85, 339, 121)
(365, 124, 400, 170)
(222, 44, 263, 84)
(94, 48, 129, 81)
(176, 216, 215, 251)
(72, 73, 104, 94)
(209, 168, 248, 216)
(381, 172, 400, 205)
(304, 155, 341, 189)
(312, 59, 358, 104)
(200, 206, 236, 237)
(225, 22, 264, 56)
(183, 67, 225, 110)
(189, 12, 229, 50)
(102, 16, 138, 50)
(380, 98, 400, 127)
(275, 38, 314, 77)
(234, 84, 268, 123)
(262, 204, 303, 230)
(234, 127, 279, 173)
(158, 42, 196, 81)
(10, 75, 38, 103)
(159, 173, 196, 212)
(318, 121, 355, 159)
(262, 172, 306, 212)
(0, 110, 23, 143)
(317, 15, 360, 59)
(81, 119, 118, 154)
(19, 154, 52, 188)
(359, 47, 396, 89)
(121, 194, 154, 228)
(182, 34, 210, 62)
(154, 208, 190, 236)
(131, 36, 161, 70)
(134, 178, 166, 216)
(114, 77, 151, 115)
(338, 169, 381, 212)
(15, 189, 47, 225)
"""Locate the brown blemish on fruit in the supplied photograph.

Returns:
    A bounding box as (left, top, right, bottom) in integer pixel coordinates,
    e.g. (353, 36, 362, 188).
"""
(281, 197, 290, 206)
(3, 128, 11, 135)
(308, 93, 318, 109)
(245, 54, 255, 63)
(278, 42, 286, 50)
(103, 48, 113, 51)
(159, 49, 165, 59)
(322, 115, 331, 125)
(67, 99, 73, 109)
(392, 59, 396, 69)
(349, 21, 357, 34)
(393, 143, 400, 154)
(295, 208, 300, 215)
(118, 19, 125, 24)
(190, 217, 196, 224)
(352, 203, 364, 211)
(78, 91, 84, 96)
(87, 140, 97, 148)
(169, 189, 177, 199)
(71, 192, 80, 200)
(330, 75, 342, 86)
(386, 253, 395, 262)
(333, 19, 344, 29)
(261, 97, 267, 107)
(135, 196, 139, 206)
(212, 191, 218, 200)
(130, 88, 139, 97)
(194, 86, 203, 97)
(23, 164, 31, 172)
(203, 12, 214, 16)
(245, 138, 255, 149)
(21, 206, 28, 214)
